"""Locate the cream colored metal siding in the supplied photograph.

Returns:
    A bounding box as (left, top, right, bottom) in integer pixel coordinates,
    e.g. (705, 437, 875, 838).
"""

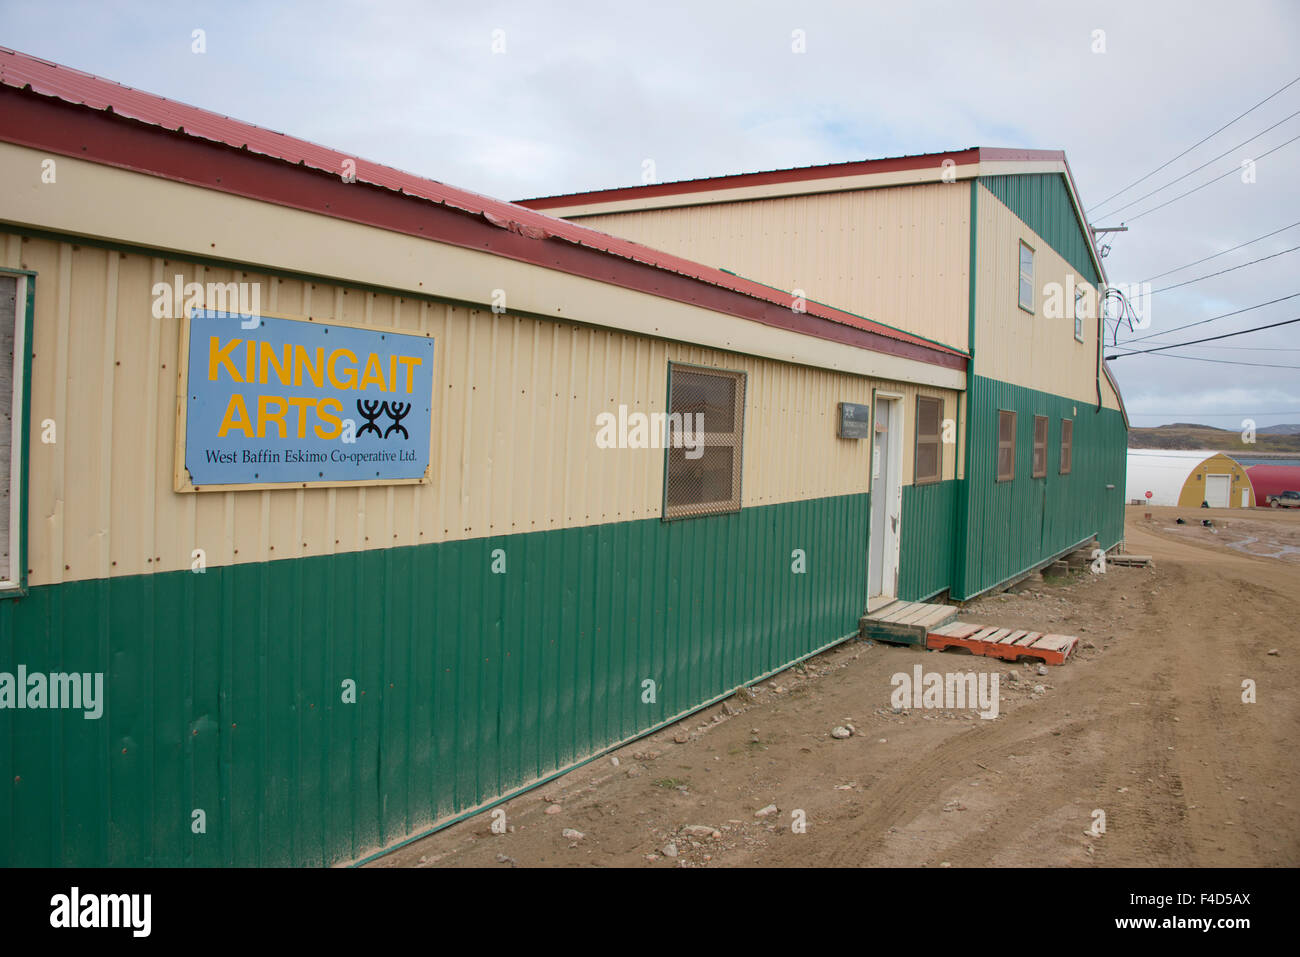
(974, 183, 1117, 409)
(574, 182, 972, 352)
(3, 232, 959, 587)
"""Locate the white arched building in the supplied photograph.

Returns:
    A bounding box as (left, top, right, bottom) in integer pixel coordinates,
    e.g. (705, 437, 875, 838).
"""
(1126, 449, 1255, 508)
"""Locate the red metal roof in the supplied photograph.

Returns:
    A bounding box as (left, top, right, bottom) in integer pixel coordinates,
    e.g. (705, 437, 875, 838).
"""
(517, 147, 1068, 209)
(0, 46, 964, 362)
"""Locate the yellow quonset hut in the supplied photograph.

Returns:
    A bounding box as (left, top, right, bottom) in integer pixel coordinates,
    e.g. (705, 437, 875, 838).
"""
(1126, 449, 1255, 508)
(0, 49, 966, 866)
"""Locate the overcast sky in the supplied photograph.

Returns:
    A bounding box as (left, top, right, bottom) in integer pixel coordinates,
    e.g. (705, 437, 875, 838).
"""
(5, 0, 1299, 428)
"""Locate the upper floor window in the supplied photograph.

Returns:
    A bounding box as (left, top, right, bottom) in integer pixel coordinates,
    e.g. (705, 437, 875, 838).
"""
(1018, 241, 1034, 313)
(1074, 285, 1086, 342)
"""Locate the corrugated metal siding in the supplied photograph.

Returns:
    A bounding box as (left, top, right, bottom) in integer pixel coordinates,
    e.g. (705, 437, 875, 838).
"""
(973, 183, 1113, 408)
(957, 374, 1126, 599)
(0, 491, 869, 867)
(0, 232, 960, 587)
(573, 182, 972, 352)
(977, 174, 1100, 286)
(897, 479, 958, 600)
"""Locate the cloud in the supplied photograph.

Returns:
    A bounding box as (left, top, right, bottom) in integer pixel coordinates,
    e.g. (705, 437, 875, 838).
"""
(5, 0, 1298, 424)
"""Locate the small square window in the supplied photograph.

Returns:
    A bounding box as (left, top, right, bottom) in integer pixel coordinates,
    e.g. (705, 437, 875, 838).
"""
(1018, 242, 1034, 313)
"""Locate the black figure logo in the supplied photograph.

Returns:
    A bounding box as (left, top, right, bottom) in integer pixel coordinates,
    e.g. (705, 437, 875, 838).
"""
(355, 399, 412, 441)
(384, 402, 410, 439)
(357, 399, 385, 437)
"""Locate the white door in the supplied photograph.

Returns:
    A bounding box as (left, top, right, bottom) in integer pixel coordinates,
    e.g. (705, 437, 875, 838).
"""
(869, 396, 902, 605)
(1241, 487, 1250, 508)
(1205, 474, 1230, 508)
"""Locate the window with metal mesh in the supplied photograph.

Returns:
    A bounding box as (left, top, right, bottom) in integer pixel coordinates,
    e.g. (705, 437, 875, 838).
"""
(1033, 415, 1048, 478)
(663, 365, 745, 519)
(997, 409, 1016, 482)
(1060, 418, 1073, 474)
(914, 395, 942, 485)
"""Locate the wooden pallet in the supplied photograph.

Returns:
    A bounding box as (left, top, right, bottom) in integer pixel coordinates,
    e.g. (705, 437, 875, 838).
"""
(926, 621, 1078, 665)
(859, 600, 957, 647)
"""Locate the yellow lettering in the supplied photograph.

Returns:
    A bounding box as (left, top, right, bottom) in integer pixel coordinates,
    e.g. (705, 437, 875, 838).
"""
(207, 337, 243, 382)
(245, 340, 256, 383)
(285, 396, 314, 438)
(358, 353, 387, 392)
(396, 356, 421, 393)
(259, 341, 292, 386)
(257, 395, 288, 438)
(315, 398, 343, 439)
(293, 345, 325, 387)
(217, 393, 253, 437)
(327, 348, 357, 389)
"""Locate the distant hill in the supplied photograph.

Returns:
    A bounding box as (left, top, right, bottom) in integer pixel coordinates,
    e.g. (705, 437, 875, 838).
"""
(1128, 423, 1300, 454)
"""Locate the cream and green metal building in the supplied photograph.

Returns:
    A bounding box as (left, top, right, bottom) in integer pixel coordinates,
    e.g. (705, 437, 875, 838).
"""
(0, 47, 1125, 867)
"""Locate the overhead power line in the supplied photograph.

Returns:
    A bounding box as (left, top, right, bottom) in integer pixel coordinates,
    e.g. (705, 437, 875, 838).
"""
(1107, 350, 1300, 369)
(1107, 314, 1300, 358)
(1149, 244, 1300, 294)
(1141, 221, 1300, 282)
(1087, 73, 1300, 213)
(1123, 292, 1300, 345)
(1125, 341, 1300, 351)
(1125, 132, 1300, 223)
(1099, 108, 1300, 219)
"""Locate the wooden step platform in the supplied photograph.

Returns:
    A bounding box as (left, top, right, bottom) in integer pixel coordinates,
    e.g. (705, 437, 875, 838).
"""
(859, 600, 958, 647)
(1107, 554, 1152, 567)
(926, 621, 1078, 665)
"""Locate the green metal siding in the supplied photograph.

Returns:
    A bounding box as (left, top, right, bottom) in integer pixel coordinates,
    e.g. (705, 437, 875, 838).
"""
(897, 480, 959, 601)
(978, 174, 1101, 286)
(0, 491, 869, 867)
(957, 375, 1126, 599)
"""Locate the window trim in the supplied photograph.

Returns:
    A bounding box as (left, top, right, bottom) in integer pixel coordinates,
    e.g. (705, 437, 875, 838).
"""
(1018, 240, 1035, 315)
(0, 268, 34, 599)
(661, 361, 747, 521)
(996, 409, 1016, 483)
(913, 395, 943, 486)
(1060, 418, 1073, 475)
(1032, 414, 1048, 479)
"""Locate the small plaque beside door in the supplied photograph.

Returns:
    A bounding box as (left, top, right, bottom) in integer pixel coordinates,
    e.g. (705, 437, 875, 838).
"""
(838, 402, 871, 439)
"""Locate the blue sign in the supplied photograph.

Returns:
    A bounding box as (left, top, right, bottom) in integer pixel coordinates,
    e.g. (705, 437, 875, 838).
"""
(182, 310, 434, 487)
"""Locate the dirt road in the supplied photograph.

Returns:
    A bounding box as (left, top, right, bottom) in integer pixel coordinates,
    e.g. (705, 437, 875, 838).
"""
(372, 505, 1299, 868)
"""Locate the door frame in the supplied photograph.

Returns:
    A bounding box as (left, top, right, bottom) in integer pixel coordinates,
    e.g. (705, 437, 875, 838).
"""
(867, 390, 905, 611)
(1204, 472, 1230, 508)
